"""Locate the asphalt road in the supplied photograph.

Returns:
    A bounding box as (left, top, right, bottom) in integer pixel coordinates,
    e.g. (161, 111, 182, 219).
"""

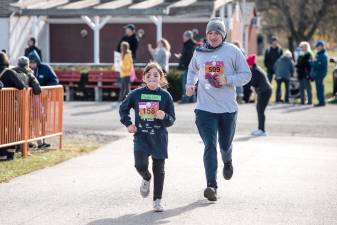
(1, 102, 337, 225)
(63, 101, 337, 138)
(1, 134, 336, 225)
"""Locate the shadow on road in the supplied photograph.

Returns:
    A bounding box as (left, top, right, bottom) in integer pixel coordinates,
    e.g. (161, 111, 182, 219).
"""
(87, 200, 212, 225)
(284, 105, 313, 113)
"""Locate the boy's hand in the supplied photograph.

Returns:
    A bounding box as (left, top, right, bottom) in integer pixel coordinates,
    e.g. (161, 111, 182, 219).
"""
(155, 110, 166, 120)
(127, 124, 137, 133)
(186, 85, 195, 96)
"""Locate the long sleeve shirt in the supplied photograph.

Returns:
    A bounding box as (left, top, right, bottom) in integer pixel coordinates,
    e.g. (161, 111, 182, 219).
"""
(119, 86, 175, 159)
(187, 42, 251, 113)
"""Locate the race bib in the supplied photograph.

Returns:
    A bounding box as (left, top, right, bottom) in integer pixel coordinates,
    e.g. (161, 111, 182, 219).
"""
(204, 61, 224, 79)
(139, 102, 159, 120)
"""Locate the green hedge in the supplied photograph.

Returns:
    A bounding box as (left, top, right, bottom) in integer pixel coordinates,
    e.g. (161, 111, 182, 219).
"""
(167, 69, 183, 101)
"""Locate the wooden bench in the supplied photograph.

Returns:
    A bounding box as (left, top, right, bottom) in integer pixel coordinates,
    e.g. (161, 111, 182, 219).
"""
(55, 70, 81, 101)
(85, 70, 119, 101)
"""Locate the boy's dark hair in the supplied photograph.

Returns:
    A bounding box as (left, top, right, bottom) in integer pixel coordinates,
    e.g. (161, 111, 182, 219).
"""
(143, 62, 168, 88)
(30, 37, 36, 45)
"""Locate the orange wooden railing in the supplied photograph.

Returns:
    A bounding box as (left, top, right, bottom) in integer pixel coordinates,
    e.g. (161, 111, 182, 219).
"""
(0, 86, 64, 158)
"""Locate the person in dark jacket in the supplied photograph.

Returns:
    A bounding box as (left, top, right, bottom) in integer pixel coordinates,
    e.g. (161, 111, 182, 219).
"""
(311, 40, 328, 107)
(176, 30, 196, 103)
(274, 50, 294, 103)
(14, 56, 41, 95)
(28, 50, 58, 148)
(24, 37, 42, 61)
(28, 50, 59, 86)
(0, 52, 26, 160)
(246, 54, 272, 136)
(264, 36, 283, 83)
(116, 24, 139, 60)
(119, 62, 175, 212)
(296, 42, 313, 105)
(0, 52, 25, 90)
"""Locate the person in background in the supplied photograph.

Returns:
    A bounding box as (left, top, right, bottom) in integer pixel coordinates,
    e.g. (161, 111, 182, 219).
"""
(246, 54, 272, 136)
(0, 52, 25, 90)
(28, 50, 59, 149)
(311, 40, 328, 107)
(0, 52, 25, 160)
(176, 30, 197, 103)
(296, 41, 313, 105)
(264, 36, 283, 83)
(119, 42, 133, 102)
(14, 56, 41, 95)
(28, 50, 58, 86)
(274, 50, 294, 103)
(117, 24, 139, 60)
(148, 38, 171, 74)
(24, 37, 42, 61)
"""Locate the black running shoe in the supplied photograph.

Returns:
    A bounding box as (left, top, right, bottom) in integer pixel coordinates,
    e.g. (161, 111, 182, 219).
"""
(223, 160, 233, 180)
(204, 187, 217, 201)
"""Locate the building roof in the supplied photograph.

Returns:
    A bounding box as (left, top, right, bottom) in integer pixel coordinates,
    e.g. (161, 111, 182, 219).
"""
(0, 0, 16, 17)
(10, 0, 233, 17)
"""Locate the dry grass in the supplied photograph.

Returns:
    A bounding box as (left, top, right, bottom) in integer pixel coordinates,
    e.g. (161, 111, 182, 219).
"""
(0, 140, 101, 183)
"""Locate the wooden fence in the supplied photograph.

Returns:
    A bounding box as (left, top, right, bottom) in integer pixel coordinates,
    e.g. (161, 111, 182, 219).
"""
(0, 86, 64, 158)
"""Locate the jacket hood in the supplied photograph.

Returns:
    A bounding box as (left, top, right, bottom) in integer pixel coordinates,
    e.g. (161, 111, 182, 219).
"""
(28, 50, 41, 64)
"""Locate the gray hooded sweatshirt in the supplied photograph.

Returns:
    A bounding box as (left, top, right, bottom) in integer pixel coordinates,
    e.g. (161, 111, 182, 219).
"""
(187, 42, 251, 113)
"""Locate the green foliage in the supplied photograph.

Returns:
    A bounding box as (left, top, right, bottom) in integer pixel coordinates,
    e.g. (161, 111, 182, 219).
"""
(167, 69, 183, 101)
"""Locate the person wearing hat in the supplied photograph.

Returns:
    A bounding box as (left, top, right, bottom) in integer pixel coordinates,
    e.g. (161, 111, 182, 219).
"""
(116, 24, 139, 60)
(13, 56, 41, 95)
(28, 50, 58, 86)
(246, 54, 272, 136)
(186, 17, 251, 201)
(28, 50, 58, 149)
(311, 40, 328, 107)
(273, 49, 294, 103)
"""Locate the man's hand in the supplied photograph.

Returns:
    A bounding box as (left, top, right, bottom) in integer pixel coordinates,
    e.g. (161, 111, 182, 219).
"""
(127, 124, 137, 133)
(155, 110, 166, 120)
(214, 75, 227, 87)
(186, 85, 196, 96)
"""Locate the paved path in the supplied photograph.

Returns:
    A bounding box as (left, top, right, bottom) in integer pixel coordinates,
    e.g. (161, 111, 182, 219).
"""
(1, 133, 337, 225)
(63, 102, 337, 138)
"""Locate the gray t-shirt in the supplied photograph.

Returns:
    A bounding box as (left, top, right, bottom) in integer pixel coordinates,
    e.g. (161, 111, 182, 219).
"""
(151, 47, 170, 72)
(187, 42, 251, 113)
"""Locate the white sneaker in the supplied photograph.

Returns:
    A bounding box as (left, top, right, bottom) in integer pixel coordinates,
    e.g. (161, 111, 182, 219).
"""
(251, 129, 267, 136)
(140, 179, 150, 198)
(153, 199, 164, 212)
